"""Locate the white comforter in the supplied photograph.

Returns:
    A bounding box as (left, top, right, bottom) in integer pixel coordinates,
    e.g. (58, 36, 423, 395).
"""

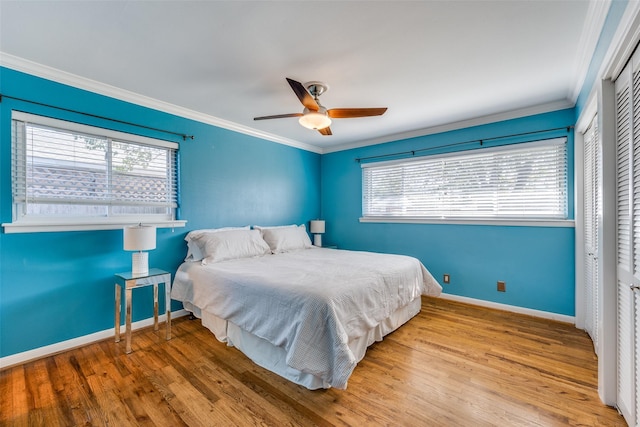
(171, 247, 442, 389)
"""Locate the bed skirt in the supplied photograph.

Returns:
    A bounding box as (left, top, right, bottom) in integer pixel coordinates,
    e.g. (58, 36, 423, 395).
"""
(182, 296, 422, 389)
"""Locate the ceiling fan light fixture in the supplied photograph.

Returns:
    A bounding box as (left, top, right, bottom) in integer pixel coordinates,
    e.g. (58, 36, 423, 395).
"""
(299, 111, 331, 130)
(253, 78, 387, 135)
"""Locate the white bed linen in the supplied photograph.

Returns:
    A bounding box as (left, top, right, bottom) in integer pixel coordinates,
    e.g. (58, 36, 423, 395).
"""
(181, 297, 422, 389)
(171, 247, 442, 389)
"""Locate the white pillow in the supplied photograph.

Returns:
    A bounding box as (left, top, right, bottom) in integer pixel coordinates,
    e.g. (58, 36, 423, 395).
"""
(255, 224, 313, 253)
(254, 224, 297, 229)
(184, 226, 250, 262)
(188, 229, 271, 265)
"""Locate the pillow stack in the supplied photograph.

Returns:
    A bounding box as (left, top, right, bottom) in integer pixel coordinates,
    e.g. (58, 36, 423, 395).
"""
(184, 224, 313, 264)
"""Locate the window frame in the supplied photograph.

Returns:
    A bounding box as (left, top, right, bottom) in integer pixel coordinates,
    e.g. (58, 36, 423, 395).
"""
(360, 137, 575, 228)
(3, 111, 186, 233)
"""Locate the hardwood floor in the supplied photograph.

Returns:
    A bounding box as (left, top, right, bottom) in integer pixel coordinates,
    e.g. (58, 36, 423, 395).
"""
(0, 297, 625, 426)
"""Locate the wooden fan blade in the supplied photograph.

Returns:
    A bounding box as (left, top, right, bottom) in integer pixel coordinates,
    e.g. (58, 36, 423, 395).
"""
(254, 113, 303, 121)
(327, 108, 387, 118)
(286, 78, 319, 111)
(318, 127, 332, 136)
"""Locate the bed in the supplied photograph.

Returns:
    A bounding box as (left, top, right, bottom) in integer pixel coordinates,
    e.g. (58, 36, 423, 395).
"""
(171, 225, 442, 390)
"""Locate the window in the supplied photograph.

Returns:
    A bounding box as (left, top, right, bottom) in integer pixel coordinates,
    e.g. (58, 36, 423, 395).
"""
(362, 138, 568, 222)
(6, 111, 183, 232)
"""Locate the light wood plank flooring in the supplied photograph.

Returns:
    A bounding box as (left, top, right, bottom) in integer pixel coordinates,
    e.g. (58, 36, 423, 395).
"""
(0, 297, 625, 426)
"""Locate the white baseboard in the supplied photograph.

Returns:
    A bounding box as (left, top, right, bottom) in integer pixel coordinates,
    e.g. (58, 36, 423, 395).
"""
(438, 293, 575, 324)
(0, 309, 189, 370)
(2, 296, 575, 369)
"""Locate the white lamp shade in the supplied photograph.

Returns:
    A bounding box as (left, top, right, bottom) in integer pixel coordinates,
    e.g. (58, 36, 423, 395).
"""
(310, 220, 325, 234)
(123, 225, 156, 251)
(299, 112, 331, 130)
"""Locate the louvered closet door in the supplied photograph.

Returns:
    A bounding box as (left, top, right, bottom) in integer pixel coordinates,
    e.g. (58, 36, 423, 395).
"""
(636, 287, 640, 426)
(615, 48, 640, 427)
(584, 115, 600, 350)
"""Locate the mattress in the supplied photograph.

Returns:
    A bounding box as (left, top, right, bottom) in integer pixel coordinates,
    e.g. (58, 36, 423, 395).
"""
(172, 247, 442, 389)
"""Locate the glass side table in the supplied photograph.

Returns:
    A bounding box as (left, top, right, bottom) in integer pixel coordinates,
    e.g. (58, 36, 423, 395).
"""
(114, 268, 172, 354)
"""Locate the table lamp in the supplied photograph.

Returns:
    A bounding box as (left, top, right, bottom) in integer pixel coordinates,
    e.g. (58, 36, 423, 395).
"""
(124, 224, 156, 275)
(310, 220, 325, 247)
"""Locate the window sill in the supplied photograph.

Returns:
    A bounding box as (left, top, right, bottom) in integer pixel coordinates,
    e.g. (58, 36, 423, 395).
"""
(359, 217, 575, 228)
(2, 220, 187, 234)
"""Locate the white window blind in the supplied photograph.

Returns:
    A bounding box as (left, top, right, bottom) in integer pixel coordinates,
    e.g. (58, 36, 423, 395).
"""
(10, 112, 179, 225)
(362, 138, 568, 220)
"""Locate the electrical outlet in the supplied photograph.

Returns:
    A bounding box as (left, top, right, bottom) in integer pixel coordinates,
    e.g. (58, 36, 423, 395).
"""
(443, 274, 450, 284)
(497, 281, 506, 292)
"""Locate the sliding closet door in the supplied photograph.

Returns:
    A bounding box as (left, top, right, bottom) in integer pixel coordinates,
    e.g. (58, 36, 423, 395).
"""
(615, 48, 640, 426)
(584, 114, 600, 350)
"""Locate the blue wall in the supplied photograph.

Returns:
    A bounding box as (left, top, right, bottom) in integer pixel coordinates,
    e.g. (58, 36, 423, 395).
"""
(321, 109, 576, 315)
(0, 67, 321, 358)
(318, 0, 632, 317)
(0, 0, 631, 358)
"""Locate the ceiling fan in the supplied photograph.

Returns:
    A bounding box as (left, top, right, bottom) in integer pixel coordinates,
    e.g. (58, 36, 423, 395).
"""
(254, 78, 387, 135)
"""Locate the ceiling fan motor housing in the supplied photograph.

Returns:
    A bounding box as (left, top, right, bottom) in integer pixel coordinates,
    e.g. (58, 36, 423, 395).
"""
(304, 81, 329, 98)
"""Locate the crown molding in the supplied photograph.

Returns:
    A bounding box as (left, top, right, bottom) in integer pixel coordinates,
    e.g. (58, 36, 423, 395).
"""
(0, 52, 578, 156)
(322, 99, 574, 154)
(601, 0, 640, 81)
(0, 52, 323, 154)
(568, 0, 612, 103)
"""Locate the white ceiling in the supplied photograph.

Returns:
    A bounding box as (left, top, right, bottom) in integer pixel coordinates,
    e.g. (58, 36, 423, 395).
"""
(0, 1, 605, 153)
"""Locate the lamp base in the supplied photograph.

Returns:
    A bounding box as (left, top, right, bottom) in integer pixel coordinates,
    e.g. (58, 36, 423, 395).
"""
(132, 251, 149, 275)
(313, 234, 323, 247)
